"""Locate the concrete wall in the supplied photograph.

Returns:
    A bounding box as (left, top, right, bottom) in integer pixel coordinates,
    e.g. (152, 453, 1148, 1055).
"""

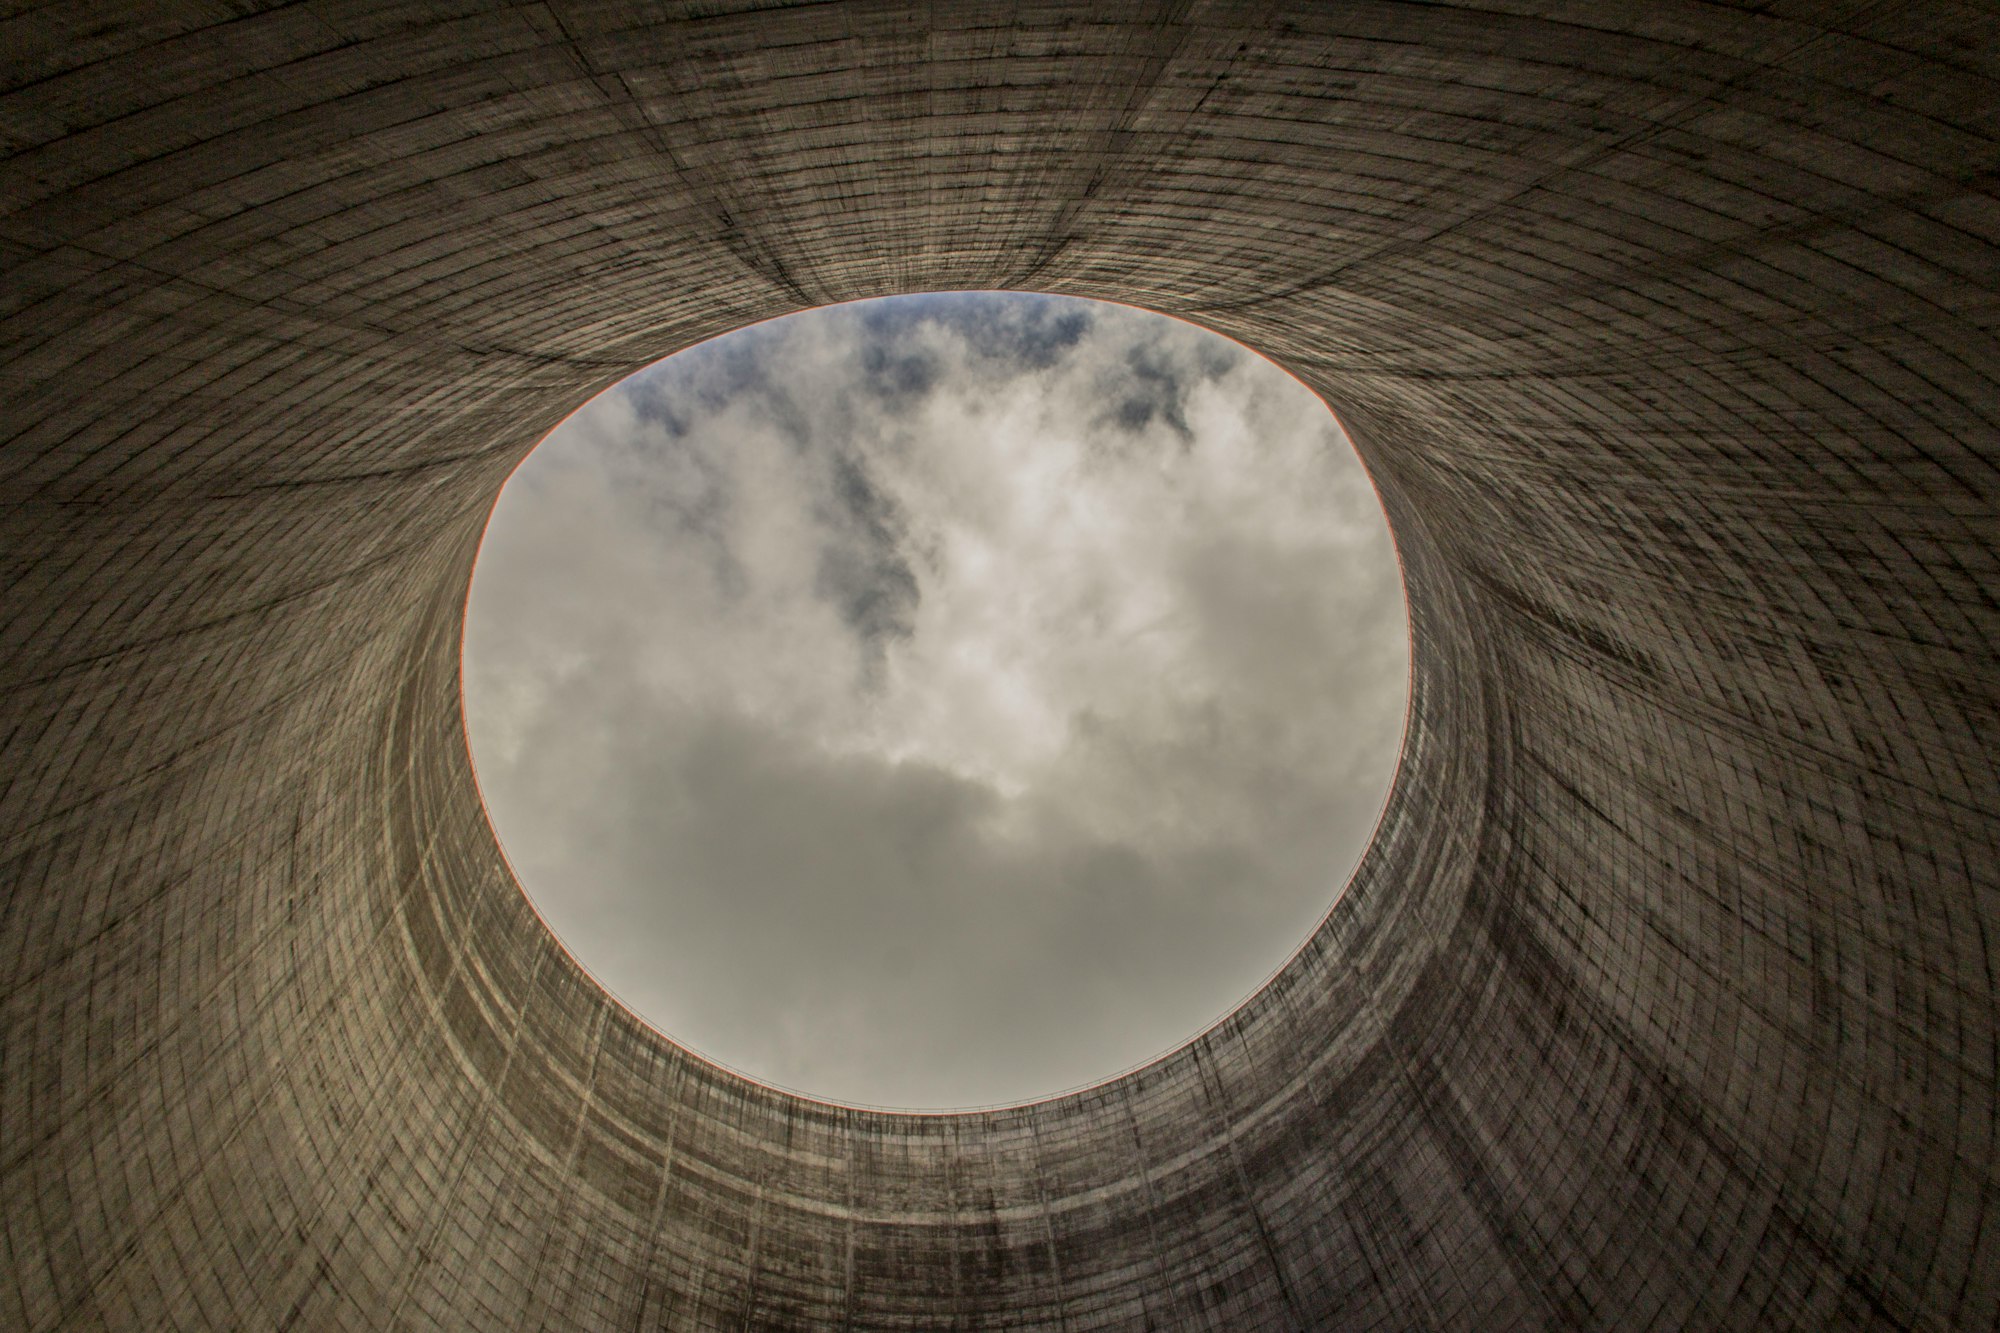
(2, 3, 1995, 1328)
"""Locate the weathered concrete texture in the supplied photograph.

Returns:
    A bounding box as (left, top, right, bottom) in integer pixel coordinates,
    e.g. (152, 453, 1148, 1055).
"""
(2, 3, 1996, 1329)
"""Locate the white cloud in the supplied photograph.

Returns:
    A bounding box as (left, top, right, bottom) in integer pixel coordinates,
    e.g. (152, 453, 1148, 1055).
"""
(463, 294, 1407, 1108)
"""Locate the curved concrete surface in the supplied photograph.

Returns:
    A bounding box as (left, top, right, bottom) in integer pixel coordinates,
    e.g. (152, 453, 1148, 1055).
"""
(2, 4, 1995, 1328)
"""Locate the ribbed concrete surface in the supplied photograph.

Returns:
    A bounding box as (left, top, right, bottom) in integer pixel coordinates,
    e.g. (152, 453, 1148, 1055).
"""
(2, 3, 1996, 1329)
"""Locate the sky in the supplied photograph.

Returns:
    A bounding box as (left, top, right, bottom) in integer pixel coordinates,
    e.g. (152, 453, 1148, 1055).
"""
(462, 293, 1408, 1109)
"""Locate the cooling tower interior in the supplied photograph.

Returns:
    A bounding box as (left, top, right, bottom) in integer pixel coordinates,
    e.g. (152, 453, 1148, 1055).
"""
(3, 3, 1996, 1328)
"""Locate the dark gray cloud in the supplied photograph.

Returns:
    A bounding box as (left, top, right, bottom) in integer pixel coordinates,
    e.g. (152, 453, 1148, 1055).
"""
(464, 293, 1408, 1108)
(814, 451, 919, 668)
(1099, 334, 1237, 441)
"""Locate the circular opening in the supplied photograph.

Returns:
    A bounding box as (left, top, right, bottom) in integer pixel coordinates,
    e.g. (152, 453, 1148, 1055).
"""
(462, 292, 1409, 1109)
